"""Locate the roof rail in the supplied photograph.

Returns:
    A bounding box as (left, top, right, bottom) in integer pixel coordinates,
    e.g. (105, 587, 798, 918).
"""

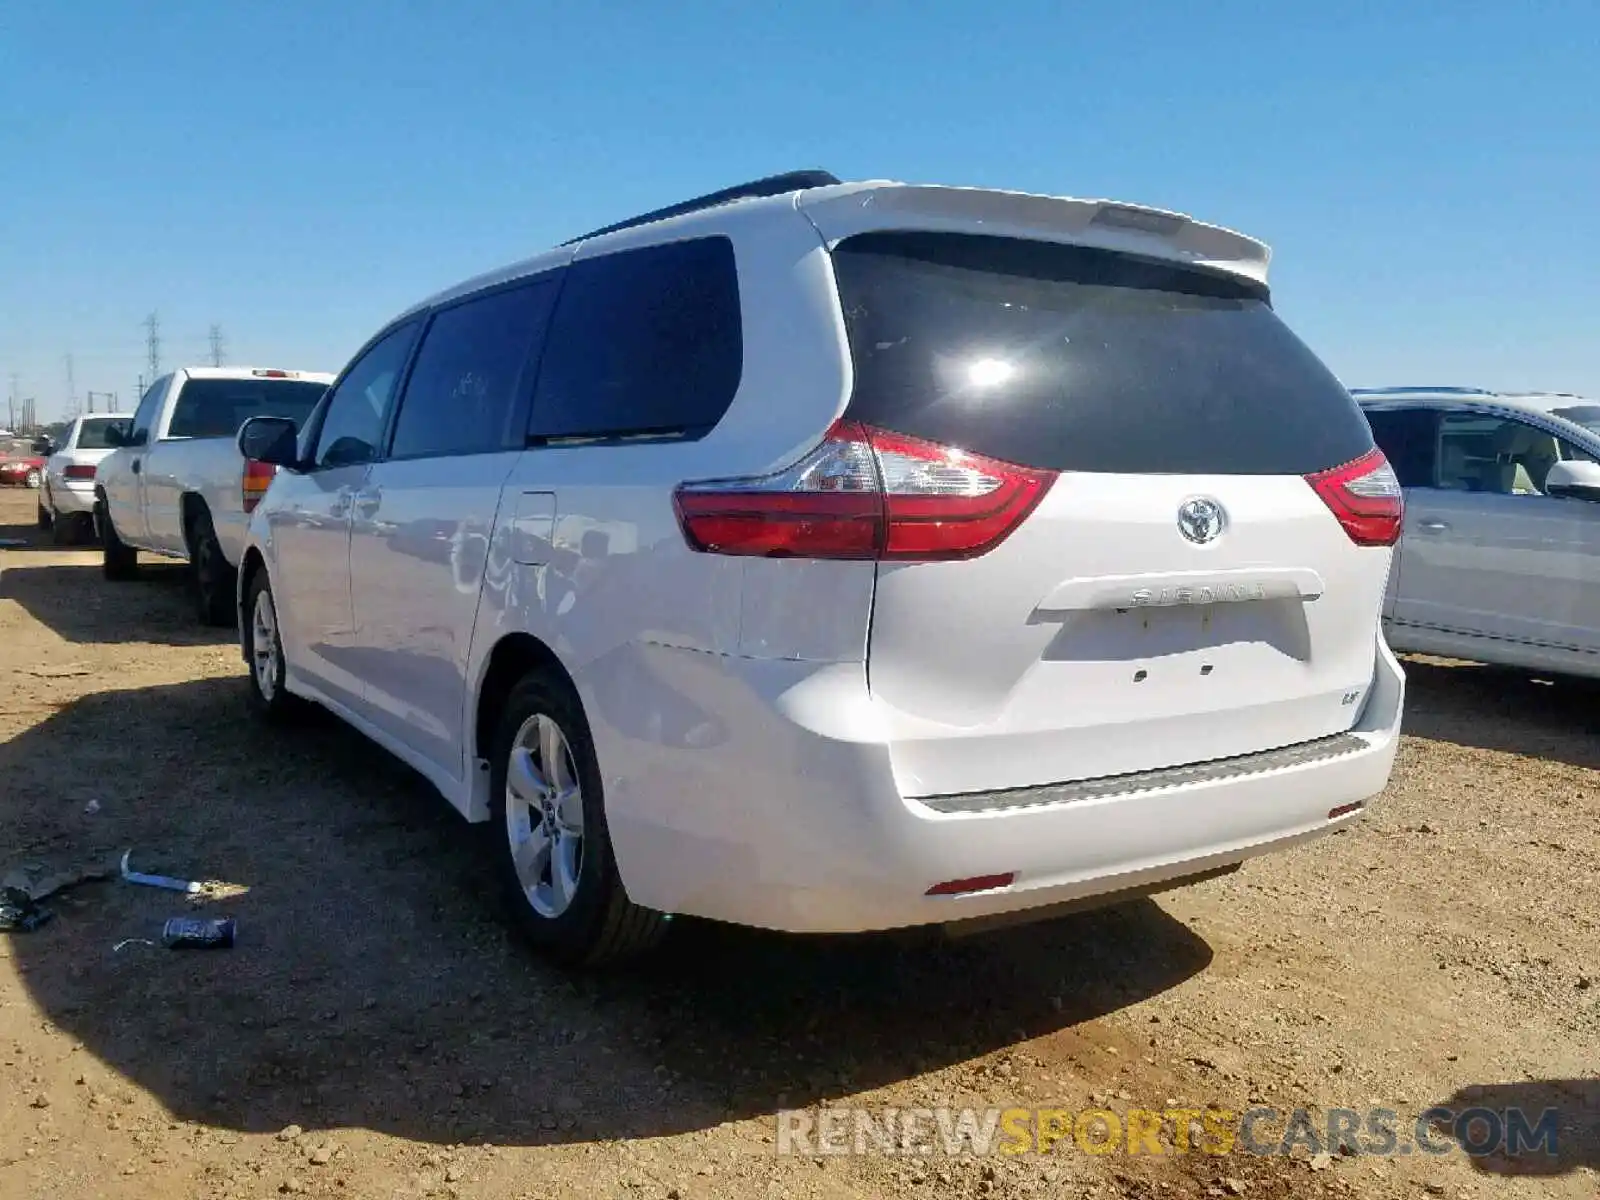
(561, 169, 842, 246)
(1348, 386, 1495, 397)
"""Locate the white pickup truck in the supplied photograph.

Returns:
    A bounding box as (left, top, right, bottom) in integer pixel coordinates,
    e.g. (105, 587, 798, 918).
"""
(95, 366, 333, 625)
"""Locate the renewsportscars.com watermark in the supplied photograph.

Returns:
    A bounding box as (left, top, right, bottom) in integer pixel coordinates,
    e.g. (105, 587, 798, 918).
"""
(776, 1105, 1561, 1160)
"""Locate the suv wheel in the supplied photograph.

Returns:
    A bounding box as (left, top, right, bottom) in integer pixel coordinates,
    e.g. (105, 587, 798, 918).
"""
(187, 507, 236, 627)
(98, 499, 139, 580)
(242, 571, 304, 722)
(488, 671, 667, 966)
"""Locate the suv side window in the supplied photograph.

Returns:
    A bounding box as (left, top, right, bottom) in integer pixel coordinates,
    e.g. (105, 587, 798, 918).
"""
(388, 278, 559, 460)
(1364, 408, 1438, 488)
(312, 322, 421, 470)
(529, 237, 742, 441)
(129, 376, 167, 445)
(1436, 412, 1563, 495)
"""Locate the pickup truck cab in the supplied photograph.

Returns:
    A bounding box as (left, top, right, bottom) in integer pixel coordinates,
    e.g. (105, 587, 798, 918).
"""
(95, 366, 332, 624)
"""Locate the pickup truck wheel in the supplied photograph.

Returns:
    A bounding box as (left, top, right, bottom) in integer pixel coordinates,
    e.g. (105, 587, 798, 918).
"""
(488, 671, 668, 967)
(98, 499, 139, 580)
(187, 507, 236, 627)
(50, 509, 80, 546)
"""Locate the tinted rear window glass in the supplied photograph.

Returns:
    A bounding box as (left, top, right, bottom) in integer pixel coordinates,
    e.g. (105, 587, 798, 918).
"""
(529, 237, 742, 441)
(76, 417, 129, 450)
(166, 379, 327, 439)
(833, 232, 1373, 475)
(1363, 408, 1438, 487)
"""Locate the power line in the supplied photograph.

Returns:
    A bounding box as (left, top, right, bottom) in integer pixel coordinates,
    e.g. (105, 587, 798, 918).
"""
(65, 353, 77, 418)
(143, 312, 162, 382)
(208, 324, 226, 367)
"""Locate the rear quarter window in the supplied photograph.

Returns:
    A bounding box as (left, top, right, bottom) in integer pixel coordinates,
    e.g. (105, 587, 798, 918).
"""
(528, 237, 742, 442)
(833, 232, 1374, 476)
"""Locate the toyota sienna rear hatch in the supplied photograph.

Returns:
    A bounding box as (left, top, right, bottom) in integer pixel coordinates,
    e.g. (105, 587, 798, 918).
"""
(830, 231, 1400, 799)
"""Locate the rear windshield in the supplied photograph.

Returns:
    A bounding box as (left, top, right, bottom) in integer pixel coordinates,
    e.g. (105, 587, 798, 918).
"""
(833, 232, 1374, 475)
(1551, 404, 1600, 437)
(76, 417, 128, 450)
(165, 379, 327, 440)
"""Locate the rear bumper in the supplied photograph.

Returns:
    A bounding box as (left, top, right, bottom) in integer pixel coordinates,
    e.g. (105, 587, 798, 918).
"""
(47, 480, 96, 515)
(590, 637, 1405, 934)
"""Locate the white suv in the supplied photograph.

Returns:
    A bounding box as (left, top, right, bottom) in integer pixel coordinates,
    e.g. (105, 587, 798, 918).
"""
(236, 171, 1406, 965)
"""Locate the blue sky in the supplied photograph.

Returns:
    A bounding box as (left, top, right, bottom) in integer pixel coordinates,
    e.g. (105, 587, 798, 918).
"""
(2, 2, 1596, 422)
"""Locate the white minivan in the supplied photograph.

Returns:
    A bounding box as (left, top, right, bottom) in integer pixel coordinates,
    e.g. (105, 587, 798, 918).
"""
(236, 171, 1406, 965)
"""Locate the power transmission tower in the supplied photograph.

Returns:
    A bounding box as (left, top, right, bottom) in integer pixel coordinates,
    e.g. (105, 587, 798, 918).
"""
(209, 324, 226, 367)
(7, 374, 16, 432)
(86, 390, 115, 414)
(143, 312, 162, 382)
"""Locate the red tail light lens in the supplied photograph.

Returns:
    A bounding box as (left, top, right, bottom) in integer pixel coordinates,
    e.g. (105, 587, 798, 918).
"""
(63, 464, 97, 481)
(673, 422, 1055, 561)
(242, 459, 276, 514)
(1305, 448, 1403, 547)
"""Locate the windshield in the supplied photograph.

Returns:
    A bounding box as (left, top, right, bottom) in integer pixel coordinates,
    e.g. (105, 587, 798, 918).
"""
(1551, 404, 1600, 437)
(832, 231, 1374, 475)
(165, 379, 328, 440)
(76, 417, 128, 450)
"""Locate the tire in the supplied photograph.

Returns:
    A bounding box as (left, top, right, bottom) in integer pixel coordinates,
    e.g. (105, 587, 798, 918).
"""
(36, 498, 51, 531)
(242, 570, 306, 723)
(98, 499, 139, 580)
(488, 671, 667, 967)
(24, 468, 40, 489)
(187, 506, 236, 627)
(49, 509, 76, 546)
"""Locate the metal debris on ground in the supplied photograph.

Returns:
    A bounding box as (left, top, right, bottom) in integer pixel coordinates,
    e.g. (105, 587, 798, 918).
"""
(161, 916, 236, 949)
(0, 887, 54, 932)
(83, 800, 101, 815)
(120, 849, 201, 894)
(112, 938, 157, 953)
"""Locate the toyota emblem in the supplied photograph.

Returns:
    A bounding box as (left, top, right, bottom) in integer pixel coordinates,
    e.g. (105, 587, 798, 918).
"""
(1177, 497, 1225, 545)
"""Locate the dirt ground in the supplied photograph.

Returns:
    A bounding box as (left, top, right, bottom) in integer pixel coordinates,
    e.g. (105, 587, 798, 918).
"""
(0, 484, 1594, 1200)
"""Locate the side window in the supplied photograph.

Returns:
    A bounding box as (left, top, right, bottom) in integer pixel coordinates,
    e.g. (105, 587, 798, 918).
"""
(129, 377, 167, 444)
(529, 237, 742, 441)
(313, 323, 420, 469)
(1364, 408, 1438, 488)
(1436, 413, 1563, 496)
(389, 279, 559, 460)
(1561, 439, 1598, 465)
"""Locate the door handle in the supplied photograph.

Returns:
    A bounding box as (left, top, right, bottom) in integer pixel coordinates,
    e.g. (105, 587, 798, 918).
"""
(1418, 519, 1449, 532)
(131, 459, 142, 475)
(329, 485, 355, 518)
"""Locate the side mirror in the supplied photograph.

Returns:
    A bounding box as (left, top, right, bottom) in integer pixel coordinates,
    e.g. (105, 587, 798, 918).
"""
(113, 427, 149, 449)
(237, 415, 301, 469)
(1543, 459, 1600, 502)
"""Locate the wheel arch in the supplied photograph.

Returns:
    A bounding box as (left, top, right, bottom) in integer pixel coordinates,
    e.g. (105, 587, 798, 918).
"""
(236, 547, 267, 661)
(470, 632, 582, 822)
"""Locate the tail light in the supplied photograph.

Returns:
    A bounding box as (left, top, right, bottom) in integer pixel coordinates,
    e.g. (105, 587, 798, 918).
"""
(673, 421, 1055, 561)
(242, 459, 276, 513)
(63, 465, 97, 481)
(1306, 448, 1403, 547)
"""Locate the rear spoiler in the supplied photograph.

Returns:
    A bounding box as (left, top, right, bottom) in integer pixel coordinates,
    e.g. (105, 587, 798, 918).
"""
(797, 183, 1271, 287)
